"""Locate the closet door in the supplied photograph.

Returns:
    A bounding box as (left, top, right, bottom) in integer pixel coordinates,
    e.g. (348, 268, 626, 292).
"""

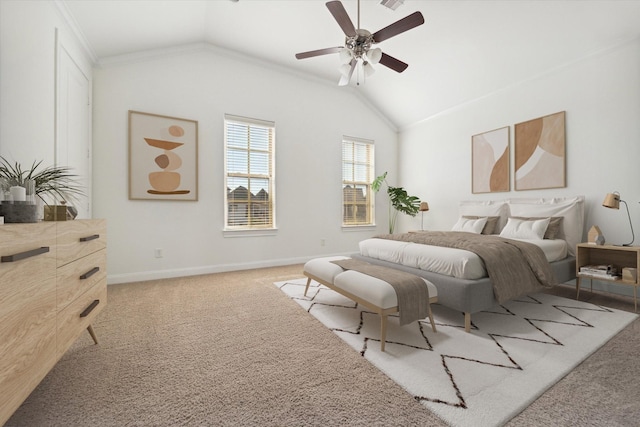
(56, 32, 91, 218)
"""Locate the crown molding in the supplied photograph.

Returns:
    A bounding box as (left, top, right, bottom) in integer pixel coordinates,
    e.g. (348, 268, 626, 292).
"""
(53, 0, 98, 64)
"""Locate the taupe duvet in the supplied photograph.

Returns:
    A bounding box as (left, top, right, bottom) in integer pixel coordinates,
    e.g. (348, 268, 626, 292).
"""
(376, 231, 557, 304)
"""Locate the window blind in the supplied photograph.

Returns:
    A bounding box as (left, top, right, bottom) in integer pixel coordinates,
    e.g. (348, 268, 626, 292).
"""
(342, 137, 374, 226)
(224, 115, 275, 229)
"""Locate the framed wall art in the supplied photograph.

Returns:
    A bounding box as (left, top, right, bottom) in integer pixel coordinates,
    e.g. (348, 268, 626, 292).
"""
(128, 110, 198, 201)
(514, 111, 566, 191)
(471, 126, 510, 194)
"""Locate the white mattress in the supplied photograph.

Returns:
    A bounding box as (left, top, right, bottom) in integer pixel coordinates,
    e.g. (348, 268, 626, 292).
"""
(359, 237, 568, 280)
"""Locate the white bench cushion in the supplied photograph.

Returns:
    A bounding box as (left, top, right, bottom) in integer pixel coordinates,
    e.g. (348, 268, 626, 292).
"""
(303, 256, 350, 283)
(333, 270, 437, 310)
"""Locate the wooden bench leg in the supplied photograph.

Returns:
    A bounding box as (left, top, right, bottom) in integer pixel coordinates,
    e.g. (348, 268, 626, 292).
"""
(427, 304, 437, 333)
(87, 325, 99, 345)
(464, 313, 471, 333)
(304, 277, 311, 296)
(380, 314, 388, 352)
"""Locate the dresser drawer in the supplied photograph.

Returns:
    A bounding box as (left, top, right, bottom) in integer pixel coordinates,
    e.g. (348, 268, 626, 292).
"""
(57, 279, 107, 358)
(0, 223, 57, 425)
(0, 223, 56, 286)
(57, 219, 107, 268)
(57, 249, 107, 311)
(0, 222, 57, 342)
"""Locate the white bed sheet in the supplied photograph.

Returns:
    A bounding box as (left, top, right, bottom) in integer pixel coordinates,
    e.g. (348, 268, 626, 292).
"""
(358, 237, 567, 280)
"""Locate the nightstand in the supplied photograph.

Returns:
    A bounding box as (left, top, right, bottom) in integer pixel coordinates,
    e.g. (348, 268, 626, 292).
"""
(575, 243, 640, 312)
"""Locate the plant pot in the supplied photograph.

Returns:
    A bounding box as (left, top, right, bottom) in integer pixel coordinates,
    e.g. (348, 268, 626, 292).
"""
(0, 202, 39, 223)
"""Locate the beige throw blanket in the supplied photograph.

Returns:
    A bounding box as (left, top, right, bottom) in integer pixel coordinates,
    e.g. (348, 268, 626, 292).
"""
(375, 232, 557, 303)
(330, 258, 430, 326)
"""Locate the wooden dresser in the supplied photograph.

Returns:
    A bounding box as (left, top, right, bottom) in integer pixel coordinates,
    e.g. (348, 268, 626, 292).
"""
(0, 219, 107, 425)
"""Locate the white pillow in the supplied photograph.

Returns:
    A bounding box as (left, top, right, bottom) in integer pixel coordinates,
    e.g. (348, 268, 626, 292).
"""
(452, 217, 488, 234)
(459, 200, 509, 232)
(499, 217, 551, 240)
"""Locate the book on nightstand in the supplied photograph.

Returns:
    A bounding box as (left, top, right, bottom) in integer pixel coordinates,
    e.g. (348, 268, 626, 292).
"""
(580, 264, 620, 279)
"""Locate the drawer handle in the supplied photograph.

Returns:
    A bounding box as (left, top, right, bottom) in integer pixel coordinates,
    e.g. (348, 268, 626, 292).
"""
(80, 299, 100, 318)
(1, 246, 50, 263)
(79, 234, 100, 242)
(80, 267, 100, 280)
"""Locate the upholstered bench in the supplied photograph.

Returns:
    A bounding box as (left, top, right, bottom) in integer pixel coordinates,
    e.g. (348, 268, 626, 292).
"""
(303, 256, 438, 351)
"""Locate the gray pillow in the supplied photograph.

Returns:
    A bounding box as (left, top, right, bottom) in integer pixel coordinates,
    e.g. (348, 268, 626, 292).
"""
(462, 215, 500, 235)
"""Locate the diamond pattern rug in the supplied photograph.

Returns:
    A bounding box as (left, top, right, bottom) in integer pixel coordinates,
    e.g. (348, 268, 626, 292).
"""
(274, 278, 637, 427)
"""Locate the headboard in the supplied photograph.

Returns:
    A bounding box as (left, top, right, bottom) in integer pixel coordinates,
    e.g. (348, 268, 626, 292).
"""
(459, 196, 585, 256)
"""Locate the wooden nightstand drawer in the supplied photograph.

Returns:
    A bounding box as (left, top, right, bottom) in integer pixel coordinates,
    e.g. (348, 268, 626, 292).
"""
(56, 278, 107, 358)
(56, 219, 107, 268)
(57, 249, 107, 311)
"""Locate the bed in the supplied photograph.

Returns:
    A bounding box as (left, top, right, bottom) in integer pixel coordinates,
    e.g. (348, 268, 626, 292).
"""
(353, 196, 584, 331)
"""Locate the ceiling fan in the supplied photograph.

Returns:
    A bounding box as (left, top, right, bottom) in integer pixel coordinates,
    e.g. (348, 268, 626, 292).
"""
(295, 0, 425, 86)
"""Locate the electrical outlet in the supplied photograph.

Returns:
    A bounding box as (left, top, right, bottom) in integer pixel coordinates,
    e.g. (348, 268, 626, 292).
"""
(320, 238, 325, 247)
(154, 248, 163, 258)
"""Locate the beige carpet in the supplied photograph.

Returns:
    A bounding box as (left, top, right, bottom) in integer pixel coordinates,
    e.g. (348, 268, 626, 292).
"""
(6, 264, 640, 426)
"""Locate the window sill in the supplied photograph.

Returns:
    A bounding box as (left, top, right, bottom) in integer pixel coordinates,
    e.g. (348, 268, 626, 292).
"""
(223, 228, 278, 238)
(341, 225, 377, 232)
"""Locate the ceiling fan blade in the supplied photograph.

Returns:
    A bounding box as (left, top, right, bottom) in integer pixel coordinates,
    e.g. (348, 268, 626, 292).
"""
(326, 1, 357, 38)
(372, 11, 425, 43)
(338, 59, 356, 86)
(295, 47, 343, 60)
(379, 52, 408, 73)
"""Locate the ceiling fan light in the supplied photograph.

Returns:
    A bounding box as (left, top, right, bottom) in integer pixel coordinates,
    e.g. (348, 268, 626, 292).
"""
(339, 48, 353, 64)
(339, 63, 353, 77)
(367, 48, 382, 64)
(363, 62, 376, 77)
(380, 0, 404, 10)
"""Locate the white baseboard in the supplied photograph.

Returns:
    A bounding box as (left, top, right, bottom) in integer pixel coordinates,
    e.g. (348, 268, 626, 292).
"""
(106, 252, 354, 285)
(108, 259, 637, 300)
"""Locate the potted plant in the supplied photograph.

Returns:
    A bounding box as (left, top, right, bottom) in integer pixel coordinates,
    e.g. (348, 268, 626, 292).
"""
(372, 171, 421, 233)
(0, 156, 84, 223)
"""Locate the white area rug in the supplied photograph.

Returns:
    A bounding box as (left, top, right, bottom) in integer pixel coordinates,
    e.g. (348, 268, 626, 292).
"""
(274, 278, 637, 427)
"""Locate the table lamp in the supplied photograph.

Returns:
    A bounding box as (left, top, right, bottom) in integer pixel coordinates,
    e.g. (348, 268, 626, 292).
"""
(602, 191, 634, 246)
(419, 201, 429, 230)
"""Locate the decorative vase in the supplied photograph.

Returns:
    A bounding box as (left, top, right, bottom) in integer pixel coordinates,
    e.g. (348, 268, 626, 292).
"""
(0, 202, 39, 223)
(0, 179, 39, 223)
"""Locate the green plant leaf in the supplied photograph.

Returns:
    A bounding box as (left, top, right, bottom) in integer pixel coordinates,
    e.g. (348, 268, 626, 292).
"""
(0, 156, 84, 204)
(371, 172, 387, 192)
(370, 171, 421, 233)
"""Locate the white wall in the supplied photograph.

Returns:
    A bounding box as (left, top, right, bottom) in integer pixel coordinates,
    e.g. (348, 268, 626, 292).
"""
(92, 48, 398, 283)
(0, 0, 92, 195)
(397, 38, 640, 294)
(1, 0, 59, 162)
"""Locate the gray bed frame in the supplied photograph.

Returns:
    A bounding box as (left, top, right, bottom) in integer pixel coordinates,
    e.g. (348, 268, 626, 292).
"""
(352, 253, 576, 332)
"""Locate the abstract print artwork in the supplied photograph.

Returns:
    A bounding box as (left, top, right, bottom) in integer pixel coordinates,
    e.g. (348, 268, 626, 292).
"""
(471, 126, 510, 193)
(129, 111, 198, 201)
(515, 111, 566, 191)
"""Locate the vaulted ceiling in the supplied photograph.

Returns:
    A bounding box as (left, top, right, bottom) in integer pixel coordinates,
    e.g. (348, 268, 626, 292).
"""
(60, 0, 640, 129)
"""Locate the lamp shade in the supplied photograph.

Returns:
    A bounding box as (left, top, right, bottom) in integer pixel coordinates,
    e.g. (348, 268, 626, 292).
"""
(339, 63, 353, 77)
(339, 48, 353, 64)
(366, 48, 382, 65)
(603, 192, 621, 209)
(363, 61, 376, 77)
(419, 202, 429, 212)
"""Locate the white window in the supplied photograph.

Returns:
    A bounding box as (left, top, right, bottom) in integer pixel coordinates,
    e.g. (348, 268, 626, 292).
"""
(224, 114, 275, 230)
(342, 137, 374, 226)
